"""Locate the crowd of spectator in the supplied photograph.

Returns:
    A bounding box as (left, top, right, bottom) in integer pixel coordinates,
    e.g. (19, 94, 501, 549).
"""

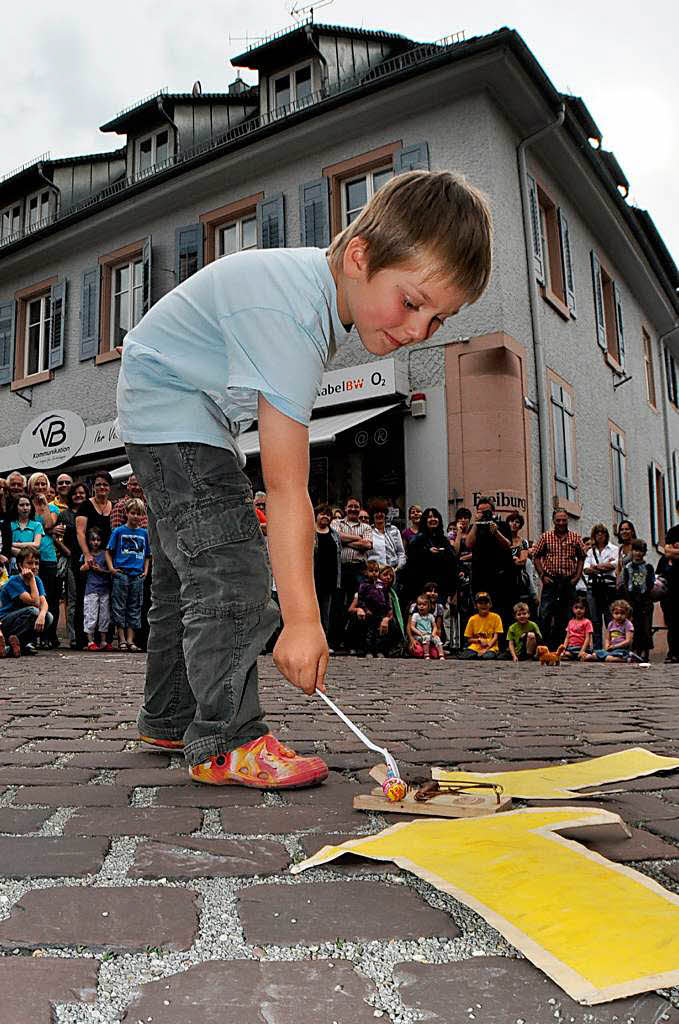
(1, 473, 678, 667)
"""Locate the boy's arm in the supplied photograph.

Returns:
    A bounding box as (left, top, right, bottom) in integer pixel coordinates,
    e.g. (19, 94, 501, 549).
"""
(142, 557, 150, 577)
(104, 551, 116, 573)
(258, 395, 327, 695)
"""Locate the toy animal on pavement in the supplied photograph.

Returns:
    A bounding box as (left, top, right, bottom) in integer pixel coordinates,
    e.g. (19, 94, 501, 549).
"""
(536, 644, 566, 667)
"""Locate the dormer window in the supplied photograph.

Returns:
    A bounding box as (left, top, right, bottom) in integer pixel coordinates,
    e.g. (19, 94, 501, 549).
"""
(136, 129, 170, 177)
(26, 190, 50, 231)
(0, 202, 22, 241)
(272, 63, 313, 112)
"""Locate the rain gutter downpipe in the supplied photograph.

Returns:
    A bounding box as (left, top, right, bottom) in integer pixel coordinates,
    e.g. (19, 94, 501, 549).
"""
(659, 324, 679, 519)
(305, 24, 329, 92)
(517, 103, 565, 531)
(37, 161, 60, 223)
(157, 97, 179, 164)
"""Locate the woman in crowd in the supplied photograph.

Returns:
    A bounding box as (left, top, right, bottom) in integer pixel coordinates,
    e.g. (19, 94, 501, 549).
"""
(27, 472, 60, 647)
(57, 481, 90, 649)
(506, 511, 537, 615)
(313, 503, 342, 645)
(403, 507, 458, 610)
(401, 504, 422, 549)
(10, 494, 43, 570)
(616, 520, 637, 582)
(584, 523, 619, 648)
(368, 499, 406, 572)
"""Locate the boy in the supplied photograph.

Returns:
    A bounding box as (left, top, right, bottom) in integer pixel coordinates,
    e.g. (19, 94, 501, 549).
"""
(561, 597, 594, 661)
(105, 499, 150, 653)
(348, 559, 391, 657)
(116, 170, 492, 786)
(507, 601, 541, 662)
(0, 549, 52, 653)
(620, 539, 655, 661)
(81, 528, 111, 651)
(461, 592, 503, 659)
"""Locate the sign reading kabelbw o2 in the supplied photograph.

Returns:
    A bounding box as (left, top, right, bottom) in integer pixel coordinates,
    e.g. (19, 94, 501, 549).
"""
(19, 410, 87, 470)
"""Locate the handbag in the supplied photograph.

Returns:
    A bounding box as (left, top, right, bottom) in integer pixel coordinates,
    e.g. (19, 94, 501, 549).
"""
(56, 555, 69, 582)
(589, 547, 616, 603)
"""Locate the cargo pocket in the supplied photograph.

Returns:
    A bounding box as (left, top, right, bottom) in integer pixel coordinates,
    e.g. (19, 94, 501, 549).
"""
(176, 506, 269, 614)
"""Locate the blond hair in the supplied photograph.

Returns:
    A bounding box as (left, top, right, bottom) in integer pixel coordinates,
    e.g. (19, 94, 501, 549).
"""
(27, 472, 50, 493)
(327, 170, 492, 302)
(125, 498, 146, 516)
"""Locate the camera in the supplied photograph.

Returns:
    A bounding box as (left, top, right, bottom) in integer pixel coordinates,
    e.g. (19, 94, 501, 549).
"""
(477, 508, 495, 527)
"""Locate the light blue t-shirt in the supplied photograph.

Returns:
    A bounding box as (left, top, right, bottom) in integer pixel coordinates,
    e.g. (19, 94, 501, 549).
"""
(117, 247, 351, 463)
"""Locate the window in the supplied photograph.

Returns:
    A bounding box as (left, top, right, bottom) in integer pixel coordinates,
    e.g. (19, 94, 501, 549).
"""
(649, 462, 668, 546)
(7, 275, 66, 389)
(110, 259, 144, 347)
(0, 202, 22, 241)
(527, 175, 576, 317)
(342, 167, 393, 226)
(550, 378, 577, 504)
(609, 426, 627, 526)
(322, 143, 400, 236)
(136, 129, 171, 177)
(199, 193, 264, 264)
(26, 190, 51, 231)
(591, 252, 625, 368)
(643, 328, 657, 408)
(665, 347, 678, 407)
(218, 215, 256, 257)
(24, 293, 51, 376)
(272, 63, 313, 112)
(96, 238, 151, 364)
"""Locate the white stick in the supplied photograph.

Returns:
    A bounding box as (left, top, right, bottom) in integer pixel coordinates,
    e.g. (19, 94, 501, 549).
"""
(317, 690, 400, 779)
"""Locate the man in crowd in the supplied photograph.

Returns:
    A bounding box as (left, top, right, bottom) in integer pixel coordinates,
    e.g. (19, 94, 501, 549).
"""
(254, 491, 268, 536)
(465, 496, 515, 640)
(111, 474, 148, 529)
(7, 471, 26, 500)
(331, 497, 373, 617)
(54, 473, 73, 512)
(532, 508, 586, 650)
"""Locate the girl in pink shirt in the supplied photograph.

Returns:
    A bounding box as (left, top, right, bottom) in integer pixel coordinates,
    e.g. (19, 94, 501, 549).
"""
(562, 597, 594, 660)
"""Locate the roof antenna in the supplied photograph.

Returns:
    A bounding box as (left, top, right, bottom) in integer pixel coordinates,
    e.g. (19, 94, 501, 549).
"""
(288, 0, 333, 23)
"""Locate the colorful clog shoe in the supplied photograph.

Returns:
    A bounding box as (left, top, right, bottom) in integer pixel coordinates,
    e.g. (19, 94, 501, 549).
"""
(189, 733, 328, 789)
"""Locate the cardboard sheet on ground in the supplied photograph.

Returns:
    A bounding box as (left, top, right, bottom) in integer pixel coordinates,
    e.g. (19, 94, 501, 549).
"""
(292, 808, 679, 1005)
(433, 747, 679, 799)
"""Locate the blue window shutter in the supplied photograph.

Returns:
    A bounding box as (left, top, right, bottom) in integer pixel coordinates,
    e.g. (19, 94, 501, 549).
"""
(0, 299, 16, 385)
(142, 236, 152, 315)
(48, 280, 66, 370)
(175, 224, 203, 284)
(666, 348, 678, 407)
(79, 267, 100, 360)
(649, 465, 658, 545)
(299, 179, 330, 247)
(527, 175, 545, 285)
(394, 142, 430, 173)
(257, 194, 285, 249)
(613, 280, 625, 368)
(558, 209, 576, 315)
(590, 251, 607, 350)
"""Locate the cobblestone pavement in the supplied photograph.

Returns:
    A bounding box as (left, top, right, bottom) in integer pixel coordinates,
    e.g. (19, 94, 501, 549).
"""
(2, 652, 679, 1022)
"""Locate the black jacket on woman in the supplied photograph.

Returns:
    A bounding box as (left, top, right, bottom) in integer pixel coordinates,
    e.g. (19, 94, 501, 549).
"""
(403, 509, 458, 606)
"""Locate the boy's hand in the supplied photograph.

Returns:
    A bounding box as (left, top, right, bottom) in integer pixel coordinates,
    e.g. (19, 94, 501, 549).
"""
(356, 607, 366, 619)
(35, 613, 46, 633)
(21, 569, 34, 584)
(273, 623, 328, 695)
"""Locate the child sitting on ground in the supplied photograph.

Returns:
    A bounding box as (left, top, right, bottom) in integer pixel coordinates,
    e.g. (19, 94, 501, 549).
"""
(105, 499, 150, 653)
(461, 592, 503, 659)
(561, 597, 594, 661)
(408, 593, 445, 659)
(621, 539, 655, 661)
(378, 565, 406, 656)
(80, 528, 111, 651)
(587, 599, 638, 662)
(346, 559, 391, 657)
(507, 601, 541, 662)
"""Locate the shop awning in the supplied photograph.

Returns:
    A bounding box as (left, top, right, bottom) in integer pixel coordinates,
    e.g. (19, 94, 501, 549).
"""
(111, 402, 401, 480)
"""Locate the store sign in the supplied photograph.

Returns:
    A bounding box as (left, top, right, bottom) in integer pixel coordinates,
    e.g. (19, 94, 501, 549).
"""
(18, 410, 87, 469)
(315, 359, 403, 409)
(473, 490, 527, 514)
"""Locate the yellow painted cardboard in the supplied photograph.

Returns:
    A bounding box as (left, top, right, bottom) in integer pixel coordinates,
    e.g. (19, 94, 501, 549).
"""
(292, 808, 679, 1004)
(433, 747, 679, 799)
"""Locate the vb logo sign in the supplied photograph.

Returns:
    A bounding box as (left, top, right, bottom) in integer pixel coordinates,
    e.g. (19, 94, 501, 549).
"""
(32, 415, 66, 448)
(19, 409, 87, 469)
